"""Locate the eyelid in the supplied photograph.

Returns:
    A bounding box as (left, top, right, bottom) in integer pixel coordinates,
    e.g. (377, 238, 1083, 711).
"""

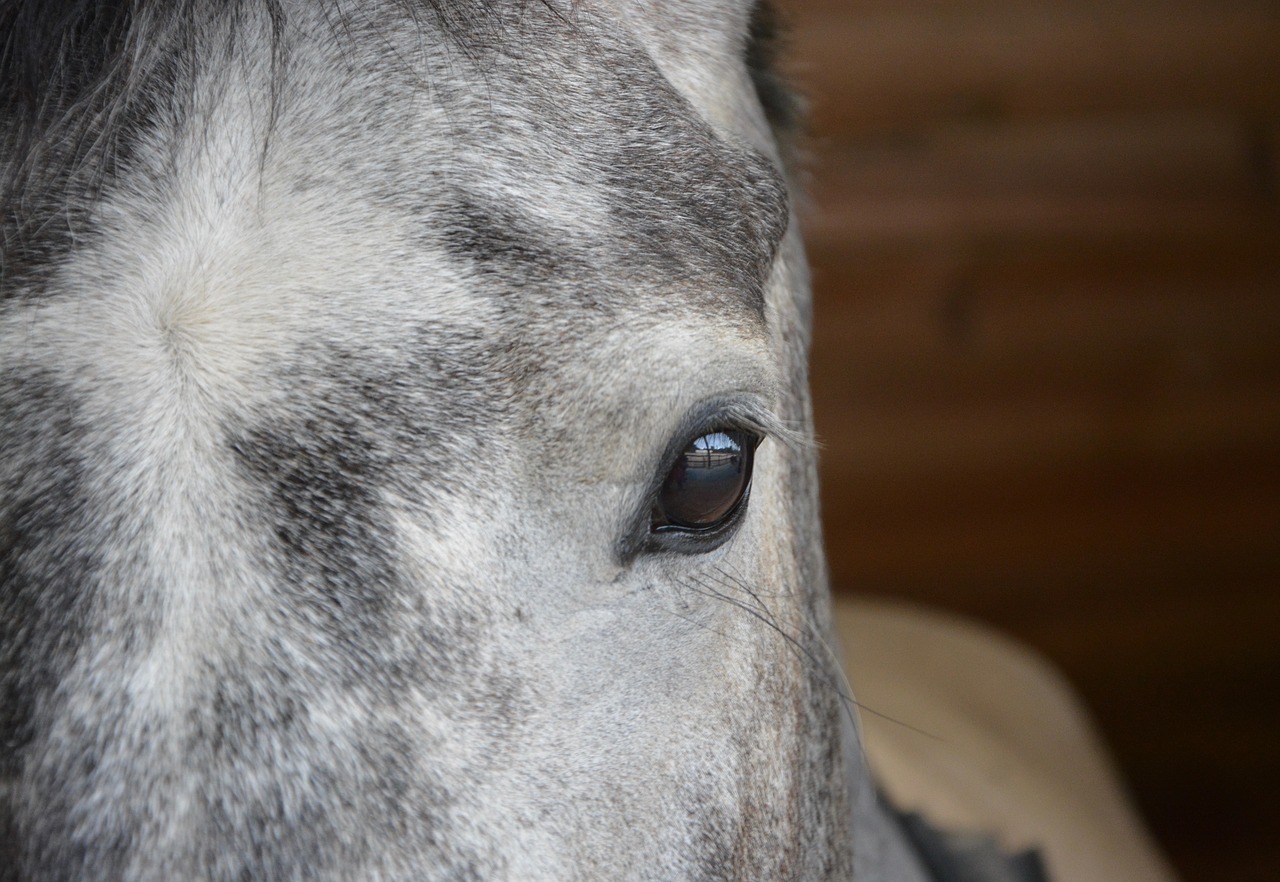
(655, 397, 775, 486)
(709, 400, 809, 454)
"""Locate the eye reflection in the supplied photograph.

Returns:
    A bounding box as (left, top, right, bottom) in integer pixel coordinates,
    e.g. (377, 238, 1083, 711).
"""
(654, 429, 756, 531)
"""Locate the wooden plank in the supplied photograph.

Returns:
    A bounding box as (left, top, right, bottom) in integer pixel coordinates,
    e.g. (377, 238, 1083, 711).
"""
(1015, 585, 1280, 681)
(806, 196, 1279, 248)
(961, 245, 1280, 356)
(807, 239, 1280, 363)
(810, 118, 1259, 200)
(814, 366, 1280, 471)
(818, 448, 1280, 593)
(783, 6, 1280, 135)
(798, 117, 1280, 246)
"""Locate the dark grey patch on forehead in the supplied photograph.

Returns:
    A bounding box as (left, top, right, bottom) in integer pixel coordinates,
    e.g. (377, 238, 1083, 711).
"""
(194, 334, 526, 877)
(227, 420, 406, 671)
(0, 371, 160, 880)
(437, 190, 573, 287)
(215, 324, 533, 685)
(1, 373, 100, 777)
(581, 18, 791, 317)
(222, 334, 504, 683)
(431, 13, 792, 324)
(187, 663, 472, 881)
(598, 113, 788, 318)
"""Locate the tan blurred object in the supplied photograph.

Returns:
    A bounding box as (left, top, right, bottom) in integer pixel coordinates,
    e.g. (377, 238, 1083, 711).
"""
(835, 596, 1180, 882)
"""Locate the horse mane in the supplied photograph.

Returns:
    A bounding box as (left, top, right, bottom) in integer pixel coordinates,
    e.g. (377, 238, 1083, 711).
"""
(0, 0, 278, 282)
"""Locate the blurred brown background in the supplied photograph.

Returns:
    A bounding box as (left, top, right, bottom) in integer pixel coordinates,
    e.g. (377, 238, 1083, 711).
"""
(780, 1, 1280, 879)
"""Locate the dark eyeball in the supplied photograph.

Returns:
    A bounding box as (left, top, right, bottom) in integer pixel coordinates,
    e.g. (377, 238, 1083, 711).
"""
(652, 429, 757, 532)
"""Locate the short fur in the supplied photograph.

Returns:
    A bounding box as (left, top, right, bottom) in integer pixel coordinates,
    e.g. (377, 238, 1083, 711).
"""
(1, 2, 930, 879)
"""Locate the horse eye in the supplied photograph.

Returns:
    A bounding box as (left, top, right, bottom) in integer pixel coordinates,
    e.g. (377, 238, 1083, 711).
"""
(653, 429, 757, 533)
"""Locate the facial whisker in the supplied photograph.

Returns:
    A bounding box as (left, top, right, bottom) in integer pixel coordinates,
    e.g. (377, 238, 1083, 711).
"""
(685, 567, 945, 745)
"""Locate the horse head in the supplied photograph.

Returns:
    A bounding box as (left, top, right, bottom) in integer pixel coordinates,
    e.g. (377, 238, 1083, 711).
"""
(2, 2, 925, 878)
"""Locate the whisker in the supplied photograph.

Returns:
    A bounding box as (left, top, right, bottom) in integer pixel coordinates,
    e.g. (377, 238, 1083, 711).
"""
(686, 565, 945, 746)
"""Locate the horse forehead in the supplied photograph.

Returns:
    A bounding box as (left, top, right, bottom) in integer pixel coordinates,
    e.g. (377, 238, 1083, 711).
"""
(259, 1, 790, 331)
(6, 2, 792, 511)
(5, 1, 791, 481)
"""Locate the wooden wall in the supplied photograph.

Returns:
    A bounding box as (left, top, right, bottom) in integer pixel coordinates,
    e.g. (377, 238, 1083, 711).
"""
(780, 2, 1280, 879)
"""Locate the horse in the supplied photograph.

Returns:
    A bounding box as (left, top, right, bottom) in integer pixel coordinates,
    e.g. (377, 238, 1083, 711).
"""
(2, 2, 997, 879)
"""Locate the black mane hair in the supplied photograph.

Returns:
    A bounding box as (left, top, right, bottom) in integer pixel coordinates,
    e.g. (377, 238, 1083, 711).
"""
(0, 1, 253, 284)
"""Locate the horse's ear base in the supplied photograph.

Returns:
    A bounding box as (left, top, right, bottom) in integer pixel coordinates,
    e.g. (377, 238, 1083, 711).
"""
(744, 0, 805, 155)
